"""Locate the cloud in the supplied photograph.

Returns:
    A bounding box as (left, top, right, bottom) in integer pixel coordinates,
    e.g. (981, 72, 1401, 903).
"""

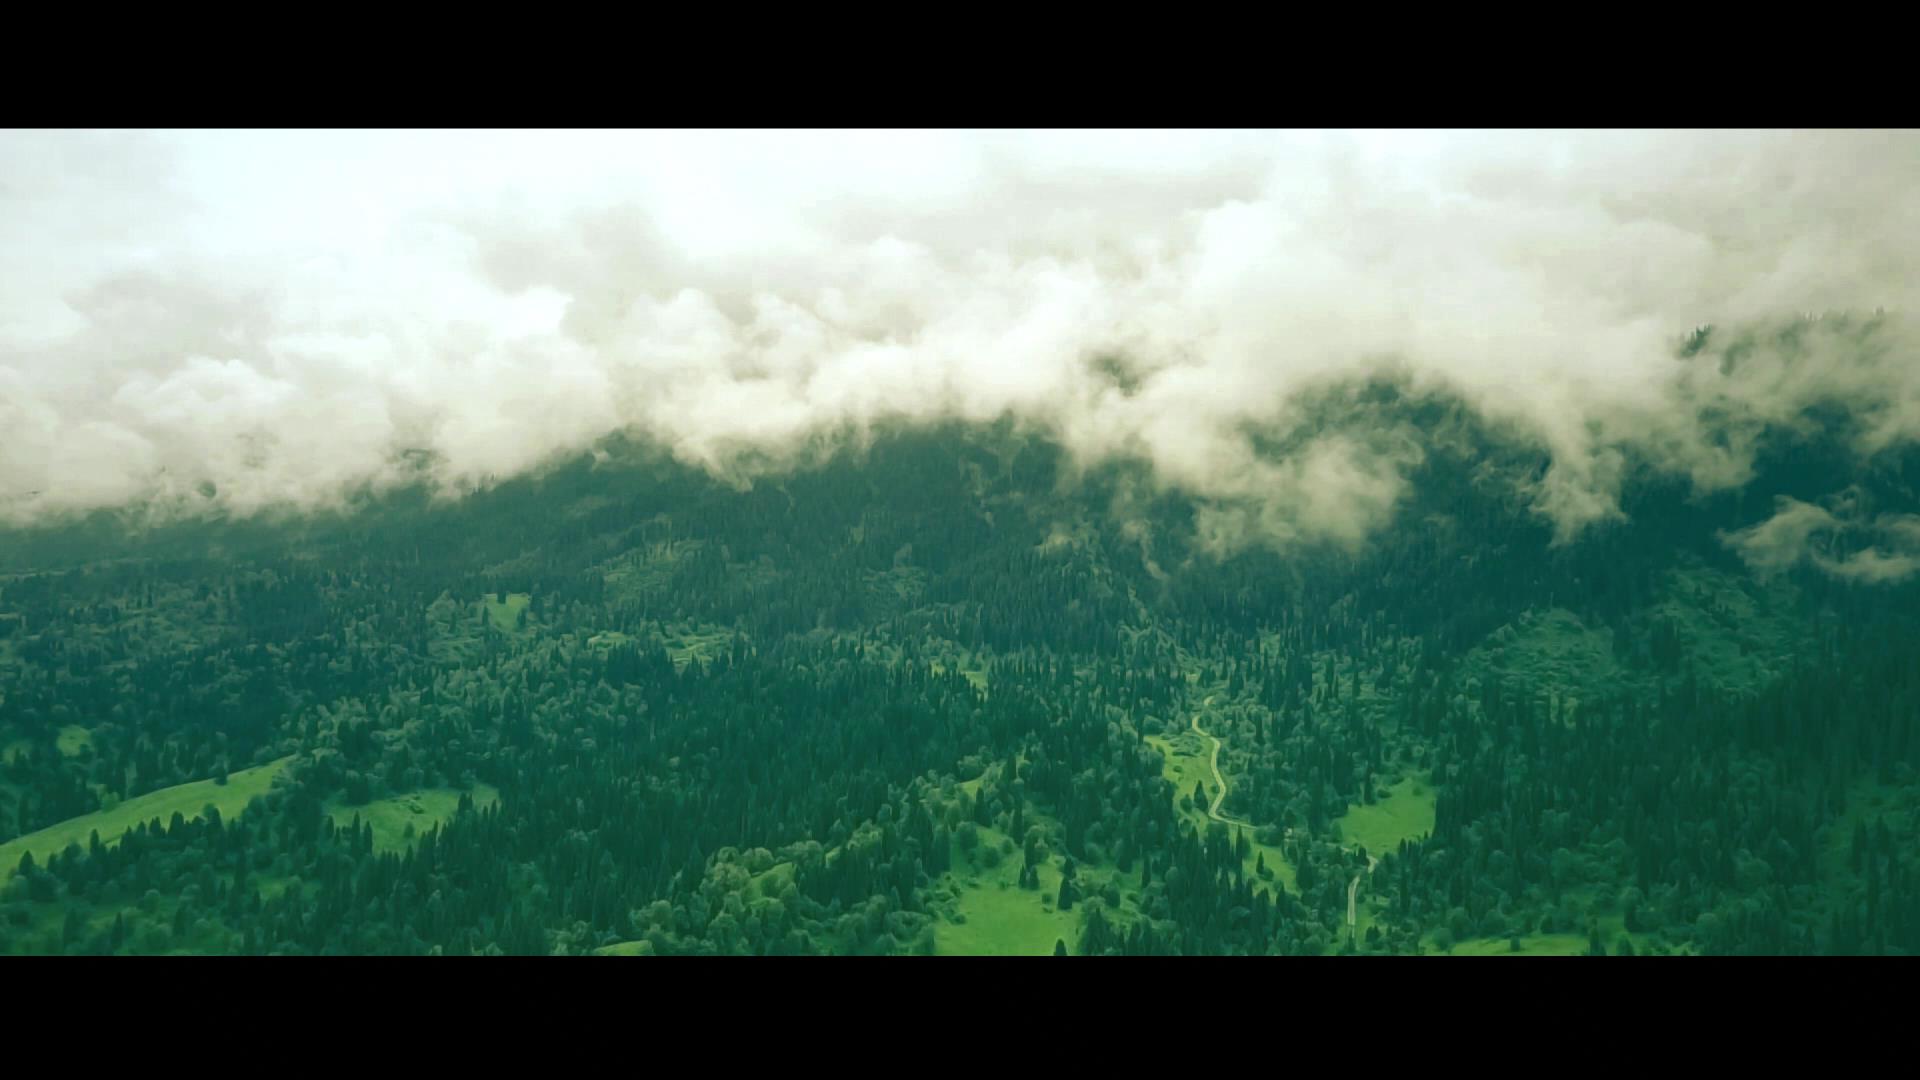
(1721, 497, 1843, 575)
(4, 130, 1919, 554)
(1722, 495, 1920, 584)
(1816, 548, 1920, 584)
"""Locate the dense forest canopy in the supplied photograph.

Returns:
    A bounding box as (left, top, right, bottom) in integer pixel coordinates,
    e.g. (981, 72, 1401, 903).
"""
(4, 365, 1918, 956)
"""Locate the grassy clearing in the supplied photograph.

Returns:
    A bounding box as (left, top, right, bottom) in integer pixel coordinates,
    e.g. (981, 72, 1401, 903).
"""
(482, 592, 531, 633)
(749, 860, 796, 900)
(930, 765, 1142, 955)
(1338, 779, 1437, 952)
(935, 824, 1083, 956)
(939, 880, 1080, 955)
(1335, 776, 1436, 858)
(56, 725, 94, 757)
(0, 756, 294, 879)
(323, 783, 501, 853)
(594, 940, 655, 956)
(1147, 732, 1219, 834)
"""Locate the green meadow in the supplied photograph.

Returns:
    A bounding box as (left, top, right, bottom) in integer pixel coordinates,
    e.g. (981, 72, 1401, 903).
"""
(1334, 776, 1436, 857)
(482, 592, 531, 633)
(934, 823, 1084, 956)
(324, 783, 501, 853)
(1, 756, 294, 879)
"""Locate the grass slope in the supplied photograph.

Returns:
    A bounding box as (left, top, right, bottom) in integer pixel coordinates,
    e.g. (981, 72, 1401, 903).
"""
(0, 756, 294, 879)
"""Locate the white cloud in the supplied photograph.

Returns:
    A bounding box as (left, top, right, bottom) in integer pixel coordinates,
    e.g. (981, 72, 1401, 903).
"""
(4, 130, 1918, 552)
(1723, 494, 1920, 584)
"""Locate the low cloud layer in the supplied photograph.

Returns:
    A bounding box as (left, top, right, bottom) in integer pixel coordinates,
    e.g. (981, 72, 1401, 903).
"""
(4, 130, 1919, 553)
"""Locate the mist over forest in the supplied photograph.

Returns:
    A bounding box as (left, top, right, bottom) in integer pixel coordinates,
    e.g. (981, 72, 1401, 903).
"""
(3, 130, 1918, 957)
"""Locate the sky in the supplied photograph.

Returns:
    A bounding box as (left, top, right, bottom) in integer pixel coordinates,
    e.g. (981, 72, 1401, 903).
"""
(3, 129, 1918, 571)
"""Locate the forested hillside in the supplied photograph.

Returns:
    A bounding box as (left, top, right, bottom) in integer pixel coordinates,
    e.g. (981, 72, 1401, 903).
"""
(4, 376, 1919, 956)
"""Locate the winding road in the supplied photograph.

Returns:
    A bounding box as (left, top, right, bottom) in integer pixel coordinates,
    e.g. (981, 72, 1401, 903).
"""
(1189, 697, 1251, 827)
(1188, 692, 1378, 935)
(1347, 855, 1380, 934)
